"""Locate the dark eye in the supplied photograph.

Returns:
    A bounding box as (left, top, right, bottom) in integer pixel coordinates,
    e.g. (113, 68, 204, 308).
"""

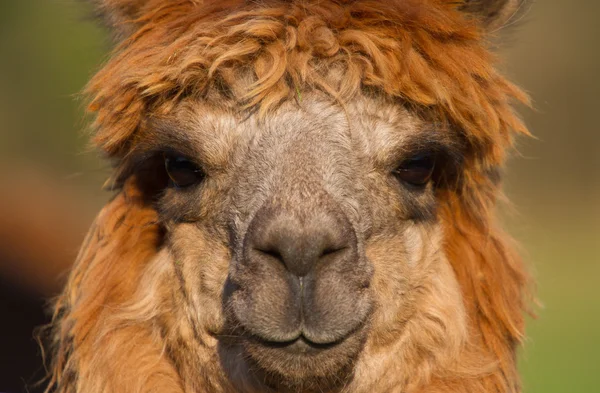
(164, 155, 204, 188)
(395, 153, 436, 186)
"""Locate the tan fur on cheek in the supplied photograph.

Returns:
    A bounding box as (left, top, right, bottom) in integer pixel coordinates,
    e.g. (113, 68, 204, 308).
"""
(167, 223, 230, 340)
(162, 223, 235, 392)
(351, 224, 468, 393)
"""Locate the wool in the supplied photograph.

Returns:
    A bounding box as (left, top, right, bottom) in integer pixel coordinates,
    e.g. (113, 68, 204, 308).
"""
(44, 1, 533, 392)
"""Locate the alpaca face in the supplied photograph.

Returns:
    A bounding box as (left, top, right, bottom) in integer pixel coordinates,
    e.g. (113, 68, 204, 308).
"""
(47, 2, 532, 392)
(132, 94, 464, 391)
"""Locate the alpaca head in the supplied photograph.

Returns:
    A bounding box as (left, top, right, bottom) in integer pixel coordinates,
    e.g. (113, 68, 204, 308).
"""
(131, 96, 464, 390)
(46, 1, 532, 392)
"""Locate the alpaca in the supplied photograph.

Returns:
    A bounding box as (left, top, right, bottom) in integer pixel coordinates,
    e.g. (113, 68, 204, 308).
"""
(44, 1, 533, 392)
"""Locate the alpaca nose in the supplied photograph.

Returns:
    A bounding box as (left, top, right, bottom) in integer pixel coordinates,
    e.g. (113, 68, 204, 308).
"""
(245, 206, 355, 277)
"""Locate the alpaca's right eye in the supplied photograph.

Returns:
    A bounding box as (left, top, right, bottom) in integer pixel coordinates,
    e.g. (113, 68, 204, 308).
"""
(164, 155, 204, 188)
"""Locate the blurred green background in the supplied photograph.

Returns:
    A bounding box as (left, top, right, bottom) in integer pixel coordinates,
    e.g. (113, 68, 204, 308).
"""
(0, 1, 598, 392)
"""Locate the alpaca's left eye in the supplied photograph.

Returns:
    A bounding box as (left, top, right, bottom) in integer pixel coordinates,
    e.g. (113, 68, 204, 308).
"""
(164, 155, 204, 188)
(395, 153, 436, 186)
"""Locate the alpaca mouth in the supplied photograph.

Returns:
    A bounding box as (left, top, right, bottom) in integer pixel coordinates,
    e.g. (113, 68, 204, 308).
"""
(249, 332, 346, 355)
(236, 328, 366, 392)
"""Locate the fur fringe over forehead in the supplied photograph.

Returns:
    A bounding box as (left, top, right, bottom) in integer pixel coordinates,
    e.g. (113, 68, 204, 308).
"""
(88, 0, 529, 164)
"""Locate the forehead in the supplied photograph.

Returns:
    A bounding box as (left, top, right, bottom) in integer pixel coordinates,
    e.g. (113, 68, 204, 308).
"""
(140, 94, 450, 168)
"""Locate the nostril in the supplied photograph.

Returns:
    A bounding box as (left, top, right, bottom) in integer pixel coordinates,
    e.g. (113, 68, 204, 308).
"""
(255, 247, 282, 260)
(254, 247, 287, 267)
(320, 246, 348, 258)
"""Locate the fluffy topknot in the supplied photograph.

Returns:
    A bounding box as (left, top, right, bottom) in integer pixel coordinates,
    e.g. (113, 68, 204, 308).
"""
(87, 0, 529, 168)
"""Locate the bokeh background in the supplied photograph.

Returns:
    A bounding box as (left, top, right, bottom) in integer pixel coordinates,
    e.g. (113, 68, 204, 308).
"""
(0, 1, 598, 392)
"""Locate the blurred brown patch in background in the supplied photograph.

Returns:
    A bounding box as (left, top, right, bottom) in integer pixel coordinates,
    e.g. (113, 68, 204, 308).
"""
(0, 1, 597, 392)
(0, 169, 95, 295)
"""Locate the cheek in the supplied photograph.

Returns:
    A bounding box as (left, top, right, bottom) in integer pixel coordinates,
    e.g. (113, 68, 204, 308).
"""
(168, 223, 231, 334)
(366, 224, 445, 342)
